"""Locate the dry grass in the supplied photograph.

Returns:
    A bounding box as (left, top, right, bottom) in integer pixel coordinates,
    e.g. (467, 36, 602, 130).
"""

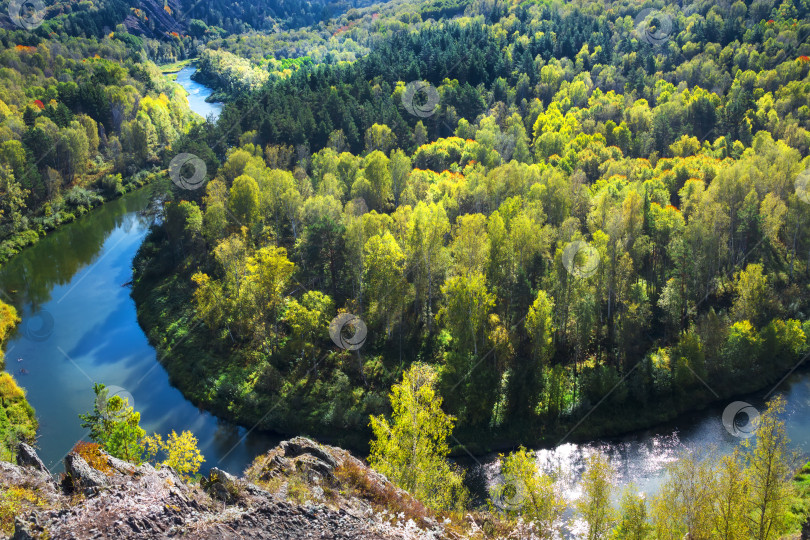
(72, 442, 112, 475)
(333, 459, 432, 527)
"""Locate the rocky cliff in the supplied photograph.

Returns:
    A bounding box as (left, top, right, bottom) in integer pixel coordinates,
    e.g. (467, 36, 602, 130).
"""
(2, 438, 466, 539)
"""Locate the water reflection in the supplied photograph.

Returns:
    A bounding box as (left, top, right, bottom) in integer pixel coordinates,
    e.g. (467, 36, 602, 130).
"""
(465, 375, 810, 513)
(0, 187, 279, 474)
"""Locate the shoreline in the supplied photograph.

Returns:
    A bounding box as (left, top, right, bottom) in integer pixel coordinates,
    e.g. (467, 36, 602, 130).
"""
(0, 171, 163, 270)
(130, 245, 810, 459)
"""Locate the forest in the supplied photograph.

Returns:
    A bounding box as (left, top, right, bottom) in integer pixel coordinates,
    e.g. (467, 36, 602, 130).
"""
(134, 0, 810, 452)
(0, 0, 810, 536)
(0, 27, 200, 263)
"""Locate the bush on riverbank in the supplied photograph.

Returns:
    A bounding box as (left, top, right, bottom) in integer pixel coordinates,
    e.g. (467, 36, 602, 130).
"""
(0, 301, 36, 462)
(0, 30, 197, 268)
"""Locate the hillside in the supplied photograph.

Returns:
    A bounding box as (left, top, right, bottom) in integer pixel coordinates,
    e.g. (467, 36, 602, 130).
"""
(3, 438, 470, 539)
(133, 0, 810, 452)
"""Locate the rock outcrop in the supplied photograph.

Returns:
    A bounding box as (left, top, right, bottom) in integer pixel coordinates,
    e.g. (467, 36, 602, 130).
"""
(2, 439, 452, 539)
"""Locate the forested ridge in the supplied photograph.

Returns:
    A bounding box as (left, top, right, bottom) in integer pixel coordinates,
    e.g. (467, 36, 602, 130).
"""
(0, 26, 202, 263)
(0, 0, 808, 536)
(133, 0, 810, 454)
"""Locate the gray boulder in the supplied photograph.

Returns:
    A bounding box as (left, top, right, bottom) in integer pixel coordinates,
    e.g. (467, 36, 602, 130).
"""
(16, 443, 49, 476)
(64, 453, 108, 493)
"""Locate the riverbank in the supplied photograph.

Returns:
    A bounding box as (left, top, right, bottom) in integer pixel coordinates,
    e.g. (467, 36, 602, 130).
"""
(158, 58, 193, 77)
(130, 233, 810, 457)
(0, 301, 36, 462)
(0, 169, 163, 268)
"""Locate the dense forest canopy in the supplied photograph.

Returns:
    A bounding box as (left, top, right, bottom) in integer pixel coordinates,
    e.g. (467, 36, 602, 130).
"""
(0, 0, 809, 536)
(127, 0, 810, 452)
(0, 30, 198, 262)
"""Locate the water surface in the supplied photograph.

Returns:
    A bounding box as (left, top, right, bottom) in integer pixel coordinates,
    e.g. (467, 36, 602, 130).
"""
(0, 187, 278, 474)
(174, 66, 223, 121)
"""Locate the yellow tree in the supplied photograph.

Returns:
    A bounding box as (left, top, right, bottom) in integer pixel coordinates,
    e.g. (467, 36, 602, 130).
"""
(143, 430, 205, 480)
(491, 446, 566, 539)
(0, 300, 20, 347)
(368, 363, 467, 511)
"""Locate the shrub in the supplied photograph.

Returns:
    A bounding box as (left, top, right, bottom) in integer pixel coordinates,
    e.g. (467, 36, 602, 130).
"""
(72, 441, 112, 474)
(100, 173, 125, 197)
(64, 186, 103, 209)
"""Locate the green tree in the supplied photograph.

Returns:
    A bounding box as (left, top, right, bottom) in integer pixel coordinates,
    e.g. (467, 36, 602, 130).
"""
(283, 290, 334, 363)
(651, 452, 714, 539)
(744, 396, 796, 540)
(368, 363, 468, 511)
(711, 452, 749, 540)
(388, 149, 411, 207)
(363, 232, 408, 339)
(491, 446, 565, 538)
(612, 486, 651, 539)
(406, 201, 450, 330)
(527, 290, 555, 365)
(0, 167, 28, 236)
(202, 179, 228, 242)
(449, 213, 489, 276)
(731, 263, 777, 327)
(361, 150, 392, 211)
(364, 123, 397, 155)
(437, 272, 495, 357)
(245, 245, 295, 343)
(79, 383, 145, 464)
(577, 452, 617, 539)
(228, 174, 260, 227)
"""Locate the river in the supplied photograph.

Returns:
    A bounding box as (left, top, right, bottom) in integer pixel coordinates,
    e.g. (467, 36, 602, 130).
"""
(174, 65, 223, 121)
(463, 378, 810, 506)
(1, 74, 808, 508)
(0, 186, 279, 474)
